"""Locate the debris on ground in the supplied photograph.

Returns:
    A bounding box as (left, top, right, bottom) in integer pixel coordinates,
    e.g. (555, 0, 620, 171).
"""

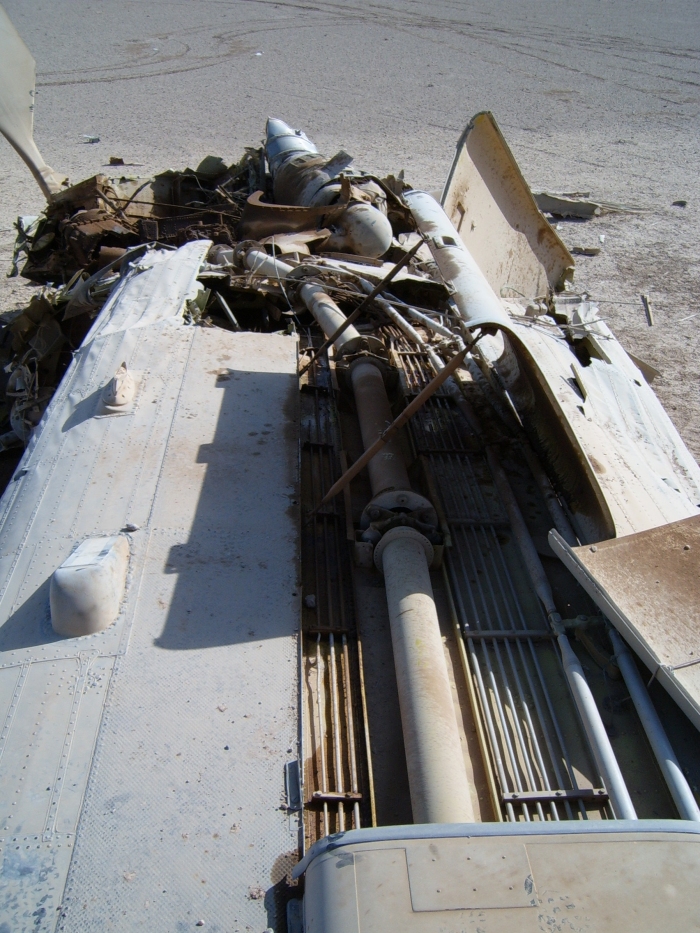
(533, 190, 644, 218)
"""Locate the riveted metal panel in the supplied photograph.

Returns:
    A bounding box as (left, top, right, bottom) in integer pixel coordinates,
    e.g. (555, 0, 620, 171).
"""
(406, 837, 536, 911)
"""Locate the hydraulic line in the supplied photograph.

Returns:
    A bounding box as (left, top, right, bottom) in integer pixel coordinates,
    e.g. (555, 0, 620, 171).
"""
(387, 316, 634, 818)
(244, 247, 364, 356)
(352, 363, 474, 822)
(404, 190, 509, 330)
(386, 325, 610, 821)
(350, 361, 411, 496)
(609, 628, 700, 822)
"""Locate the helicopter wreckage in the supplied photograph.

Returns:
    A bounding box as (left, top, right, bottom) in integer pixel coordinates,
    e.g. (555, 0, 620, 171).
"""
(2, 6, 700, 932)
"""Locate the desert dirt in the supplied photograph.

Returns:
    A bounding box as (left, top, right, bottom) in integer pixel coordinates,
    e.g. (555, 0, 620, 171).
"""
(1, 0, 698, 455)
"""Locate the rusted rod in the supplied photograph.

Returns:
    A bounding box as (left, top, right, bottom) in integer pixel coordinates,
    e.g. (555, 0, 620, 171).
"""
(298, 235, 426, 376)
(315, 341, 476, 510)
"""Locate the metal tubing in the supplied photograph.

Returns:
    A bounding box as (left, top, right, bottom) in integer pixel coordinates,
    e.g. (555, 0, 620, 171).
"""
(483, 444, 638, 820)
(299, 236, 427, 376)
(341, 635, 362, 829)
(333, 495, 362, 830)
(399, 302, 455, 339)
(442, 563, 503, 821)
(448, 453, 581, 819)
(557, 633, 637, 819)
(405, 190, 509, 330)
(315, 634, 329, 832)
(350, 361, 411, 497)
(355, 635, 377, 826)
(301, 285, 365, 357)
(244, 248, 364, 355)
(485, 446, 558, 618)
(520, 443, 579, 547)
(328, 631, 345, 831)
(437, 444, 580, 815)
(397, 364, 585, 820)
(370, 294, 446, 376)
(609, 628, 700, 821)
(378, 529, 474, 824)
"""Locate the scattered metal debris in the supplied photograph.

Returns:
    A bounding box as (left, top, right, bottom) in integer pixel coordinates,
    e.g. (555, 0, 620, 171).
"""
(534, 190, 644, 218)
(534, 191, 602, 218)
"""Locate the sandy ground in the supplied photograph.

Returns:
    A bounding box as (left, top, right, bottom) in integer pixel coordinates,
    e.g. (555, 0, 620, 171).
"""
(1, 0, 699, 456)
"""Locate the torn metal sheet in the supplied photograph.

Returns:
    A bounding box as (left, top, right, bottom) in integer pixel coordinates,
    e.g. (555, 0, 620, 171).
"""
(238, 189, 348, 239)
(533, 191, 645, 218)
(500, 309, 700, 540)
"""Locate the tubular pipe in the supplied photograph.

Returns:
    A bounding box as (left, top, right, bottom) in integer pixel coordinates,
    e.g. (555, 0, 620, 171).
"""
(244, 248, 364, 355)
(301, 287, 364, 356)
(349, 346, 474, 823)
(350, 361, 411, 496)
(405, 190, 510, 329)
(557, 634, 637, 819)
(361, 287, 478, 431)
(520, 443, 579, 547)
(609, 628, 700, 821)
(378, 528, 474, 823)
(401, 303, 455, 339)
(367, 292, 446, 376)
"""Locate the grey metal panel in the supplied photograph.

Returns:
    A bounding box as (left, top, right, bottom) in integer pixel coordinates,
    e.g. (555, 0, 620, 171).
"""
(294, 818, 700, 878)
(305, 849, 359, 933)
(0, 243, 301, 931)
(504, 318, 700, 538)
(406, 838, 535, 910)
(0, 837, 75, 932)
(58, 329, 300, 933)
(305, 832, 700, 933)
